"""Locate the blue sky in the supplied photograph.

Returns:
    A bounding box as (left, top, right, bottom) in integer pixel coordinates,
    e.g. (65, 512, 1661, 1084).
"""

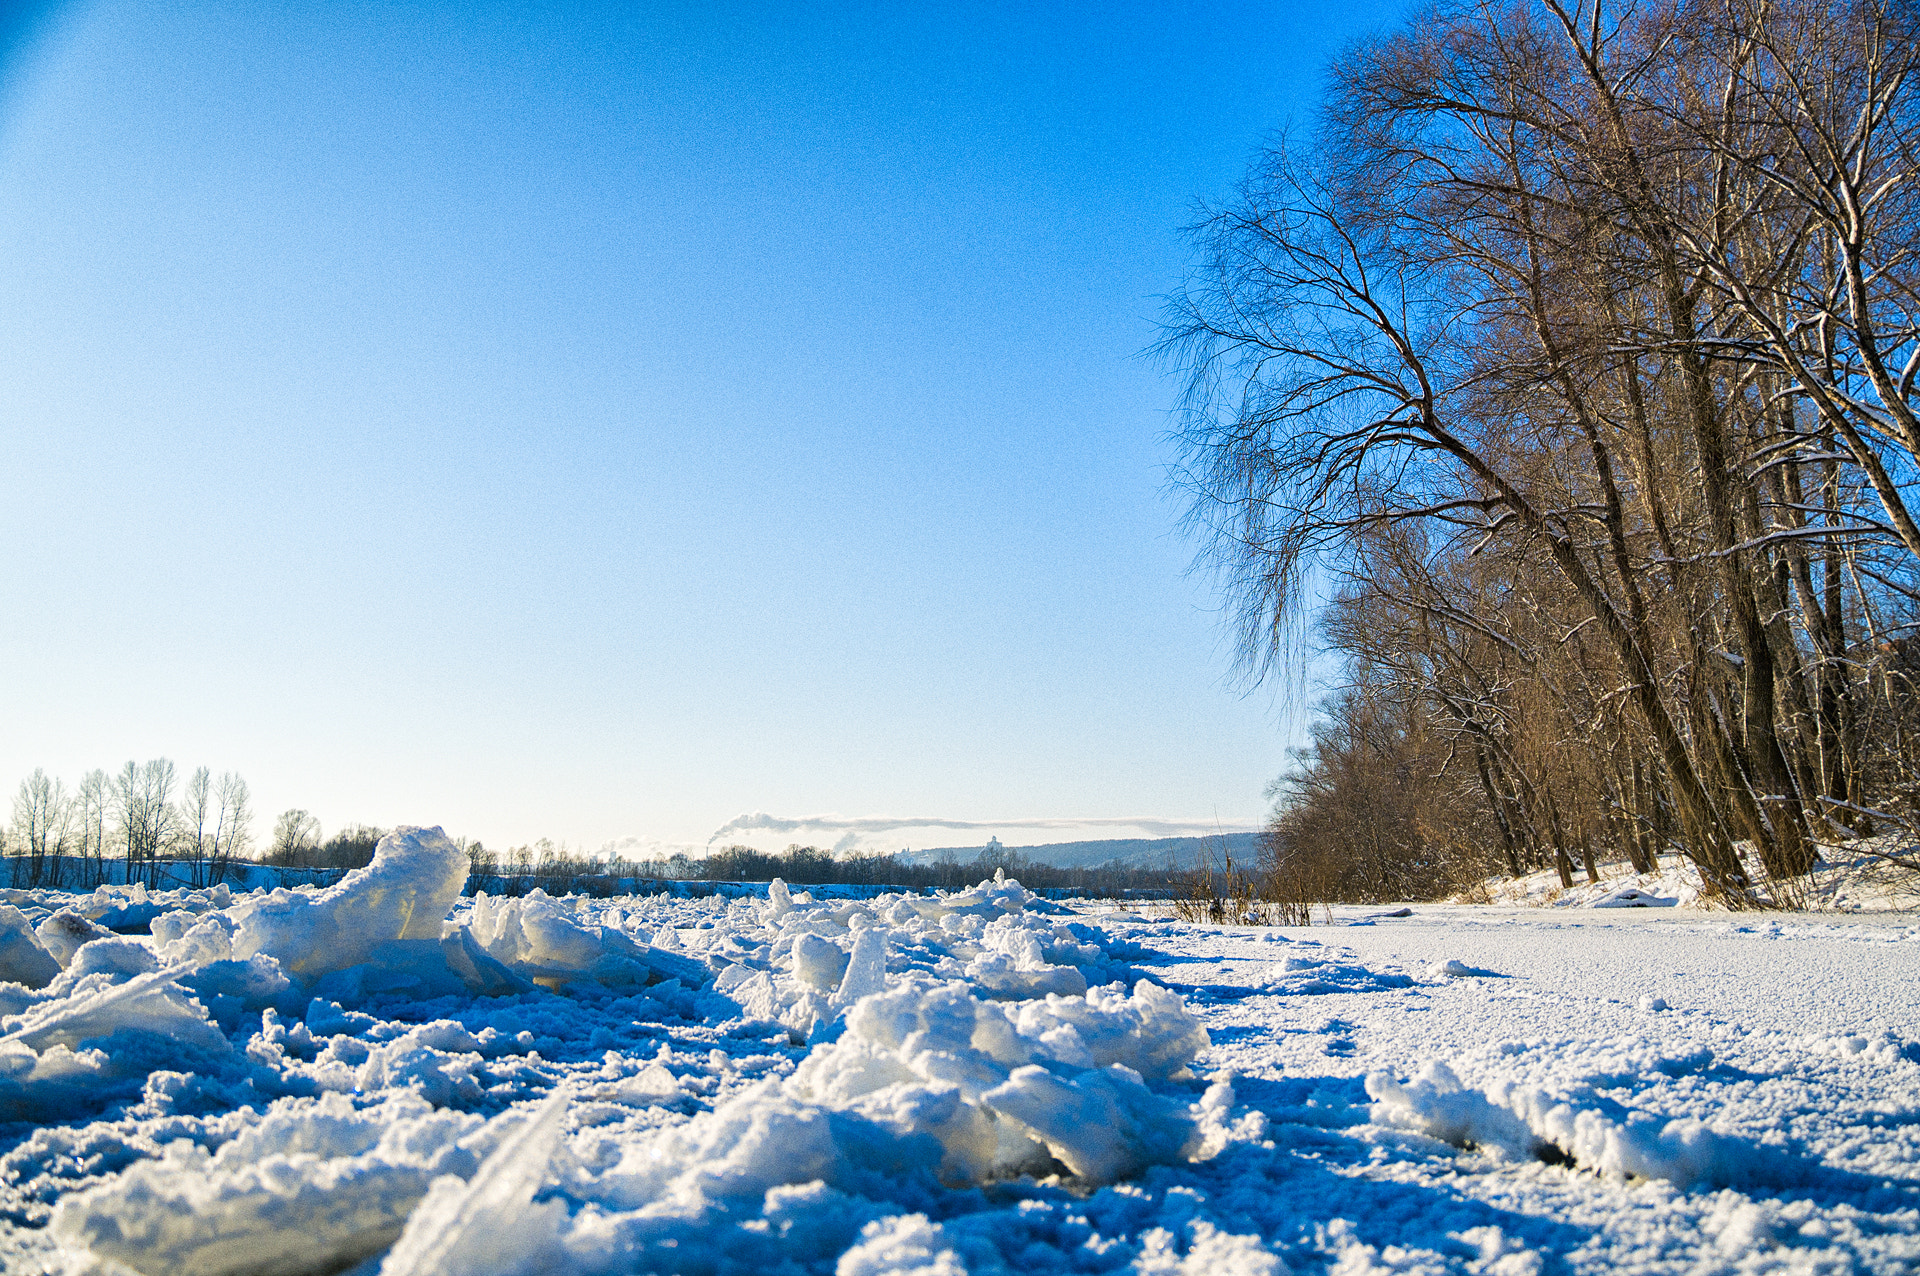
(0, 0, 1394, 856)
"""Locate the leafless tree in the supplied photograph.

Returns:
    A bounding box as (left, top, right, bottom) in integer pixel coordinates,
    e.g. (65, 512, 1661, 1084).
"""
(115, 758, 178, 889)
(209, 772, 253, 885)
(75, 769, 110, 887)
(268, 809, 322, 864)
(9, 769, 73, 888)
(1164, 0, 1920, 906)
(178, 766, 213, 887)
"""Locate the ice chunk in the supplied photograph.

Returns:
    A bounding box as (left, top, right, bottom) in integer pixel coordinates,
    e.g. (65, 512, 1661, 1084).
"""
(465, 892, 699, 990)
(379, 1087, 573, 1275)
(232, 826, 468, 981)
(794, 933, 850, 992)
(48, 1091, 482, 1276)
(965, 950, 1088, 1000)
(1, 961, 202, 1050)
(961, 915, 1090, 1000)
(61, 937, 159, 985)
(438, 925, 535, 996)
(591, 1078, 951, 1218)
(1007, 981, 1210, 1083)
(34, 910, 110, 969)
(154, 912, 238, 967)
(310, 939, 475, 1003)
(0, 907, 60, 988)
(764, 877, 795, 923)
(982, 1063, 1200, 1181)
(832, 926, 888, 1010)
(790, 976, 1210, 1185)
(0, 959, 229, 1122)
(468, 890, 601, 973)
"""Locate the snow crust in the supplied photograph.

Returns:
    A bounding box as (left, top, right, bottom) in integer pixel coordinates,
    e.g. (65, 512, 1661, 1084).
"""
(0, 840, 1916, 1274)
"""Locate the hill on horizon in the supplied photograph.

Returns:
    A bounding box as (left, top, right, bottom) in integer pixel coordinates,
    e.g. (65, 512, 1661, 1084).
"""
(900, 831, 1261, 871)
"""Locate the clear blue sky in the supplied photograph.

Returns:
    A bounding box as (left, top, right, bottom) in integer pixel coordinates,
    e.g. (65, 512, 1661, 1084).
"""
(0, 0, 1394, 857)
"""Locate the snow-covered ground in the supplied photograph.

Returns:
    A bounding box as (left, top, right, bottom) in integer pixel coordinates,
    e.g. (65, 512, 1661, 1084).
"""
(0, 828, 1916, 1273)
(1465, 838, 1920, 912)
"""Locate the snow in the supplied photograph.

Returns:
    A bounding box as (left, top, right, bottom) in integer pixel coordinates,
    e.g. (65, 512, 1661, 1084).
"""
(229, 826, 470, 979)
(1468, 835, 1920, 912)
(46, 1092, 484, 1276)
(0, 909, 59, 989)
(379, 1085, 574, 1275)
(0, 828, 1915, 1272)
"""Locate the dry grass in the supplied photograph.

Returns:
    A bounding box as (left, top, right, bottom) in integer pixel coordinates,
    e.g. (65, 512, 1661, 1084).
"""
(1173, 836, 1315, 926)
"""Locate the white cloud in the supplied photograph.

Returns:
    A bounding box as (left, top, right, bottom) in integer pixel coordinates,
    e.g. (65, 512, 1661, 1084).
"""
(705, 811, 1256, 850)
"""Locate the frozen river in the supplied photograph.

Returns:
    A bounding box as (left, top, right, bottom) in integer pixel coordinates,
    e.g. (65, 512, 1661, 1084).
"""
(0, 833, 1914, 1273)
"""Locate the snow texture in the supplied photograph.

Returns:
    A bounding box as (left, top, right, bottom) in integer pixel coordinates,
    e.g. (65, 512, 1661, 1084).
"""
(0, 843, 1915, 1275)
(379, 1085, 574, 1275)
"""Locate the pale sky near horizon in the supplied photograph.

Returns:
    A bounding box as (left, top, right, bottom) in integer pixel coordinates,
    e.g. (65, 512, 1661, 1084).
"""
(0, 0, 1395, 857)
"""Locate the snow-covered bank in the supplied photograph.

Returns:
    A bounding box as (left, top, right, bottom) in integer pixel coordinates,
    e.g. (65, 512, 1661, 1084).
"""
(1463, 836, 1920, 913)
(0, 830, 1915, 1273)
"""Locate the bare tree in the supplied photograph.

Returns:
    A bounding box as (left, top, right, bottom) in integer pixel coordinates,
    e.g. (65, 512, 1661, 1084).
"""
(76, 769, 110, 887)
(9, 769, 72, 888)
(209, 772, 253, 886)
(268, 809, 322, 864)
(178, 766, 212, 888)
(115, 758, 177, 889)
(1163, 0, 1920, 906)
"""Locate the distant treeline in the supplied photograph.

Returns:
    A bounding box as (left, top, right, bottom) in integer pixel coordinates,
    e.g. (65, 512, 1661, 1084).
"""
(459, 840, 1194, 899)
(246, 833, 1199, 898)
(662, 843, 1191, 895)
(11, 765, 1206, 900)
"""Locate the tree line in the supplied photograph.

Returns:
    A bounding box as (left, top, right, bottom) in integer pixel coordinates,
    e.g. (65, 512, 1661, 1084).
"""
(7, 760, 254, 889)
(659, 843, 1187, 896)
(466, 841, 1190, 898)
(7, 773, 1198, 901)
(6, 764, 392, 890)
(1163, 0, 1920, 906)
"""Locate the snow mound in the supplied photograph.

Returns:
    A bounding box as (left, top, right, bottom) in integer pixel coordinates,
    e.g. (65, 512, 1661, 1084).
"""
(47, 1091, 486, 1276)
(1469, 864, 1704, 909)
(790, 977, 1213, 1183)
(1799, 1030, 1919, 1066)
(231, 826, 468, 981)
(1263, 946, 1414, 995)
(0, 956, 229, 1121)
(1368, 1060, 1800, 1189)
